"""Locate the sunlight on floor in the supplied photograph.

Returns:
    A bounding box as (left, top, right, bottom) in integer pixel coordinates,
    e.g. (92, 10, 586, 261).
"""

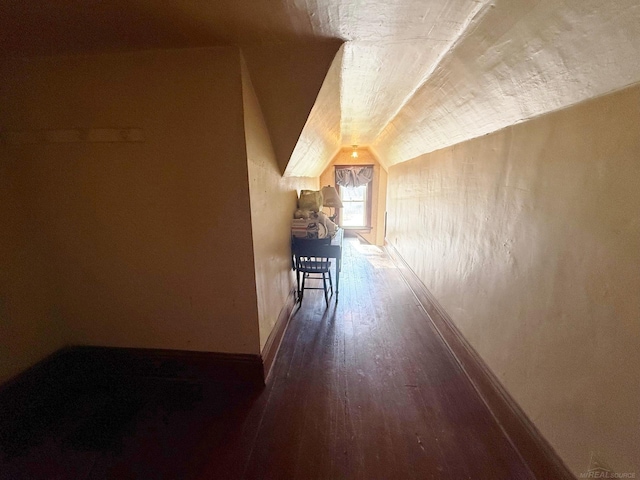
(352, 241, 396, 269)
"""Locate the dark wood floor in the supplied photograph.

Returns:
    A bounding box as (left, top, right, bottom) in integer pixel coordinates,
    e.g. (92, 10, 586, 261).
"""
(1, 238, 534, 479)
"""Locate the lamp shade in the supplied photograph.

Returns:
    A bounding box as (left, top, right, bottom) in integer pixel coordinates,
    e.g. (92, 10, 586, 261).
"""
(321, 185, 343, 208)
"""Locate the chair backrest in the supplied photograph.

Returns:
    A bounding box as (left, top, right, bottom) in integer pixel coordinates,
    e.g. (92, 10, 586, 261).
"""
(292, 238, 335, 272)
(296, 255, 331, 273)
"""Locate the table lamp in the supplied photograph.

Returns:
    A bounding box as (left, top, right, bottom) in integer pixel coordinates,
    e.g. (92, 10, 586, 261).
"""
(321, 185, 343, 223)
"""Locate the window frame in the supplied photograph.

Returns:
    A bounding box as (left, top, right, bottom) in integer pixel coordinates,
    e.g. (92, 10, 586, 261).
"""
(335, 165, 373, 230)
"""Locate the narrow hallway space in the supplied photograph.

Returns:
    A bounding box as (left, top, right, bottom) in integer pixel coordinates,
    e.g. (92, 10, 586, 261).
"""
(212, 237, 533, 479)
(1, 238, 535, 480)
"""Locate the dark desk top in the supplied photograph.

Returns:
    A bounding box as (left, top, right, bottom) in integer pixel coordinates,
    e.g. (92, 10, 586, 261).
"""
(292, 228, 343, 246)
(291, 228, 343, 261)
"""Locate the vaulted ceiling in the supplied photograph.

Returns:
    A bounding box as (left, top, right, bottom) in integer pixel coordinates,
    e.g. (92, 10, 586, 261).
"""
(2, 0, 640, 177)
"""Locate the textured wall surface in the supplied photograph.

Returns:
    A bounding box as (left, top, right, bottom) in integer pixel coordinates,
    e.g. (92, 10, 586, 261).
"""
(374, 0, 640, 168)
(242, 41, 341, 175)
(242, 58, 318, 350)
(284, 47, 343, 178)
(0, 48, 261, 383)
(284, 0, 640, 176)
(386, 84, 640, 475)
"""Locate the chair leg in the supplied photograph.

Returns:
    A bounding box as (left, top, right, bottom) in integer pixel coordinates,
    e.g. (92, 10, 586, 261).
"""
(300, 272, 306, 303)
(328, 269, 333, 295)
(322, 272, 329, 307)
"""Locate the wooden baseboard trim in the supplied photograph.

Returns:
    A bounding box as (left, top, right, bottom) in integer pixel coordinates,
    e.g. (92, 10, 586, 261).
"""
(261, 288, 296, 381)
(65, 346, 265, 386)
(385, 241, 576, 480)
(355, 232, 371, 244)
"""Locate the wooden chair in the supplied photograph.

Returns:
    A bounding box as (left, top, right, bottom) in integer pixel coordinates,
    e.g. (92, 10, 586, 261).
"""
(292, 238, 333, 307)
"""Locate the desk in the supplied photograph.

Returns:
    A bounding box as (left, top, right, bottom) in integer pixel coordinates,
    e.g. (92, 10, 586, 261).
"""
(291, 228, 343, 303)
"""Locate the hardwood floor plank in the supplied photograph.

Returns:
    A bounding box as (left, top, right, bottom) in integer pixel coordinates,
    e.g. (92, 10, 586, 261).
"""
(2, 238, 539, 479)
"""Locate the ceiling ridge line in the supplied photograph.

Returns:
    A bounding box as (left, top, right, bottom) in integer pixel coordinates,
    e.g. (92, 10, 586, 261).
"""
(368, 0, 495, 145)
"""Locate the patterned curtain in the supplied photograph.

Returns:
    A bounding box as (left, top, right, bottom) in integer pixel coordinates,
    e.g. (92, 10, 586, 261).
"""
(334, 166, 373, 188)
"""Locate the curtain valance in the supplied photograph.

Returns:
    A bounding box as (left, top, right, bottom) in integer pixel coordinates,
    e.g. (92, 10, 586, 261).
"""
(334, 166, 373, 188)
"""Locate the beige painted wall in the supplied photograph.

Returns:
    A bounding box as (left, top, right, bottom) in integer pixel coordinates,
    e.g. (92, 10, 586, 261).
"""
(0, 152, 66, 383)
(319, 148, 387, 246)
(386, 84, 640, 475)
(242, 40, 342, 175)
(0, 48, 262, 383)
(241, 57, 318, 350)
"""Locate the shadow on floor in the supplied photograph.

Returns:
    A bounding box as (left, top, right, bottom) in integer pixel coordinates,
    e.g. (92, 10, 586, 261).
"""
(0, 379, 260, 479)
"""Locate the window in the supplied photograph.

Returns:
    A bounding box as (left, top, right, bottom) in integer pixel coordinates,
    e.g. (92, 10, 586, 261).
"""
(336, 166, 373, 229)
(340, 184, 368, 227)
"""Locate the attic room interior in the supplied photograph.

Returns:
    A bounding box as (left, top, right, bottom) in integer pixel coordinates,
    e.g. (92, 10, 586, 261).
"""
(1, 0, 639, 478)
